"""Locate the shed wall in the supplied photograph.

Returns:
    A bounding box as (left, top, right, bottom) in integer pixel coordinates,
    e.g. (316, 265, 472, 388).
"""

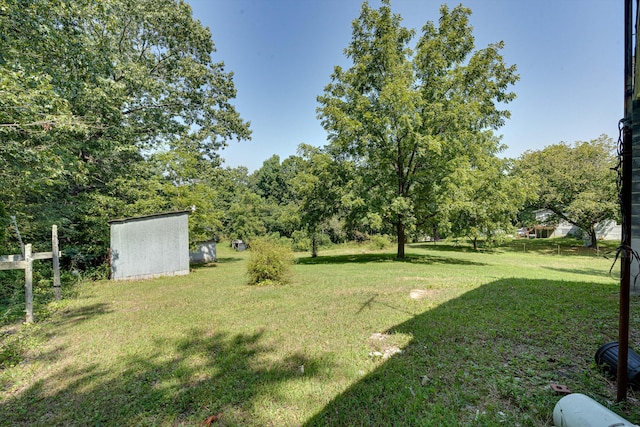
(632, 100, 640, 294)
(110, 213, 189, 280)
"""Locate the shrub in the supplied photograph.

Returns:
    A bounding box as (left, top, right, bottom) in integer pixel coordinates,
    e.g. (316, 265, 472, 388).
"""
(291, 231, 332, 253)
(487, 231, 512, 248)
(352, 231, 368, 244)
(0, 329, 26, 369)
(315, 232, 332, 247)
(369, 234, 392, 250)
(291, 230, 310, 252)
(246, 238, 294, 286)
(292, 237, 311, 252)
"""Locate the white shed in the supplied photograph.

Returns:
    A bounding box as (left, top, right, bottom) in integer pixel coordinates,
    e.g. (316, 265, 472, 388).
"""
(109, 210, 190, 280)
(189, 240, 217, 263)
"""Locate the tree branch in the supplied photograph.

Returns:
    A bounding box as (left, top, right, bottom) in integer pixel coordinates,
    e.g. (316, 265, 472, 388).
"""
(122, 102, 183, 115)
(149, 51, 180, 77)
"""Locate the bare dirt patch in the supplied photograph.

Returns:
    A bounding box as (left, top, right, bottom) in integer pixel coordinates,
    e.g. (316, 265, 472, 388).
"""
(409, 289, 439, 300)
(368, 332, 403, 359)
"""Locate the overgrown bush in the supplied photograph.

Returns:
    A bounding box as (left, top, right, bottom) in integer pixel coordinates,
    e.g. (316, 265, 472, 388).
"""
(352, 231, 368, 244)
(246, 238, 294, 286)
(369, 234, 392, 250)
(0, 329, 26, 370)
(291, 230, 311, 252)
(291, 231, 332, 253)
(325, 217, 347, 243)
(485, 231, 512, 248)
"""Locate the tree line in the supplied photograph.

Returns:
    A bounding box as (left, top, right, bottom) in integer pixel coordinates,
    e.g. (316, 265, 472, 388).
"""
(1, 0, 619, 279)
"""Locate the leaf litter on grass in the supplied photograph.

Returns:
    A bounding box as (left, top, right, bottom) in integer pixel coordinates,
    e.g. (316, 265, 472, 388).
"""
(368, 332, 405, 359)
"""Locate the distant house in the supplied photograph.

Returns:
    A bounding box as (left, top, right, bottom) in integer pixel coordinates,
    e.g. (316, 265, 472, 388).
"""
(528, 209, 620, 241)
(109, 210, 190, 280)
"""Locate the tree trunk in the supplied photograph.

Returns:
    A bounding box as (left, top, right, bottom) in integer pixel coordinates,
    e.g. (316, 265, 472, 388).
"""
(589, 227, 598, 250)
(396, 222, 405, 258)
(311, 232, 318, 258)
(473, 237, 478, 251)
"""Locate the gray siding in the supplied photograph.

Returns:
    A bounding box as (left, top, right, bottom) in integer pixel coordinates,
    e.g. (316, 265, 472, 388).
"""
(632, 100, 640, 292)
(110, 211, 190, 280)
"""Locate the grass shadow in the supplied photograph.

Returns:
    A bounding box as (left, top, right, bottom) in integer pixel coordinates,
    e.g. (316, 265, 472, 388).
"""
(409, 239, 619, 258)
(357, 293, 417, 317)
(543, 266, 617, 279)
(296, 252, 485, 267)
(188, 256, 244, 270)
(189, 262, 218, 271)
(1, 326, 333, 425)
(47, 303, 113, 331)
(497, 239, 617, 257)
(213, 256, 244, 264)
(304, 278, 640, 426)
(408, 242, 478, 252)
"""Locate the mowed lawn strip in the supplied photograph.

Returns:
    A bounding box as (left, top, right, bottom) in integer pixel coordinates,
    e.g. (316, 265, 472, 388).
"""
(1, 239, 637, 426)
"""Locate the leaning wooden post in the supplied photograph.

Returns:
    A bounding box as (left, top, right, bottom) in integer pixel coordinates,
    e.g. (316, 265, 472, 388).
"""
(24, 244, 33, 323)
(52, 225, 61, 301)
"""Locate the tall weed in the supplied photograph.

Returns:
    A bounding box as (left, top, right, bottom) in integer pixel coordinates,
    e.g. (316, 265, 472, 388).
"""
(246, 238, 294, 286)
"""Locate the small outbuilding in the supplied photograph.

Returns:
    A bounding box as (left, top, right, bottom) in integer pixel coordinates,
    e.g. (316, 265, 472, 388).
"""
(189, 240, 217, 264)
(109, 210, 190, 280)
(231, 239, 246, 251)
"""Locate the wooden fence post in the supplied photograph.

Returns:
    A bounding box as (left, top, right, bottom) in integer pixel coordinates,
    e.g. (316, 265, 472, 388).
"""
(52, 225, 61, 301)
(0, 227, 60, 322)
(24, 244, 33, 323)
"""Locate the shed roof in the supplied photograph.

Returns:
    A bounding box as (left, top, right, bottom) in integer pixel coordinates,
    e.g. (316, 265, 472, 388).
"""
(108, 210, 191, 225)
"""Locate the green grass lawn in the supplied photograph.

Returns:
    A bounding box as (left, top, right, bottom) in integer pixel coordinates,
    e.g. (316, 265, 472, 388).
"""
(1, 238, 639, 426)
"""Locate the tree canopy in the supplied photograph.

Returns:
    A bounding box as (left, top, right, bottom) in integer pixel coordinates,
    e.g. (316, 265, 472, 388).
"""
(1, 0, 251, 266)
(513, 135, 618, 248)
(317, 0, 518, 257)
(442, 152, 531, 249)
(7, 0, 614, 276)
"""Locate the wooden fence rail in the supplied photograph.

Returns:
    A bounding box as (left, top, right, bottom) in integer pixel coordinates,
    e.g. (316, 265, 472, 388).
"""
(0, 225, 61, 323)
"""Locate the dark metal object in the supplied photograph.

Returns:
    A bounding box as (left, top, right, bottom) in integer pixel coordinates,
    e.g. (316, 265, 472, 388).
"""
(618, 0, 635, 403)
(596, 342, 640, 387)
(619, 122, 632, 401)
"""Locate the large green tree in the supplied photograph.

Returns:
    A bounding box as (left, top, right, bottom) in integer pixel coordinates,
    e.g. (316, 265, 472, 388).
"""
(294, 144, 353, 257)
(317, 1, 518, 258)
(251, 155, 297, 205)
(249, 155, 302, 239)
(1, 0, 250, 267)
(514, 135, 618, 248)
(442, 150, 531, 249)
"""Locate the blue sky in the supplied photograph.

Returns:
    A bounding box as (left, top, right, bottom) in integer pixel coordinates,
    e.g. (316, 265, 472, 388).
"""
(187, 0, 623, 172)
